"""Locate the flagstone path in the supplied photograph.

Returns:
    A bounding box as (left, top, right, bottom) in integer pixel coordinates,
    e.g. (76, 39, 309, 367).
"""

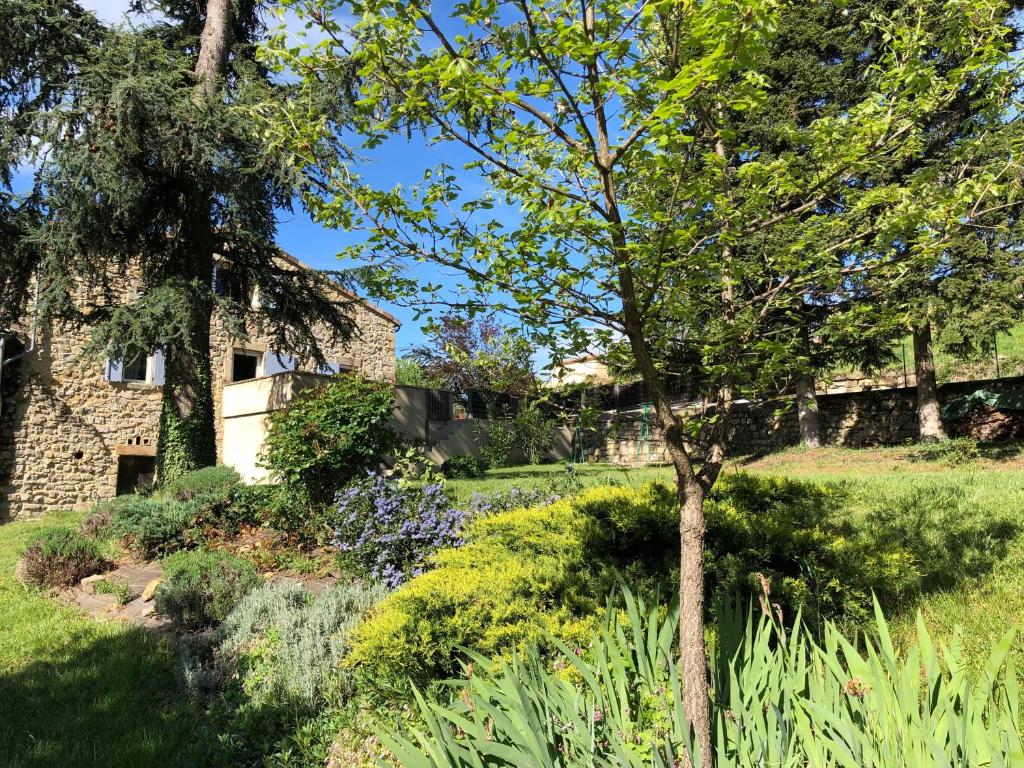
(60, 561, 339, 631)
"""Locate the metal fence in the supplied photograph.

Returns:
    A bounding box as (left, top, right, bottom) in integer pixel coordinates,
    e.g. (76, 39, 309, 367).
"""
(422, 388, 522, 421)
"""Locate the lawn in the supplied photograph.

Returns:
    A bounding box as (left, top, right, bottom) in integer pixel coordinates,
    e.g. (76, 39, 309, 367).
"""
(0, 510, 217, 768)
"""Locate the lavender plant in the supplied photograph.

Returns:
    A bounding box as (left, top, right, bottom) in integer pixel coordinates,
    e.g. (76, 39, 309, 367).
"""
(332, 473, 464, 588)
(462, 486, 560, 521)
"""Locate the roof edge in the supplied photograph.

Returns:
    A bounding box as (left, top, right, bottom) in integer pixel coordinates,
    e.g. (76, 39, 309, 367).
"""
(276, 250, 401, 328)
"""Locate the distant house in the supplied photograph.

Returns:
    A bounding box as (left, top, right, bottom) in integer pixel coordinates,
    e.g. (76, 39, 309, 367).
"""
(0, 253, 398, 520)
(544, 353, 614, 388)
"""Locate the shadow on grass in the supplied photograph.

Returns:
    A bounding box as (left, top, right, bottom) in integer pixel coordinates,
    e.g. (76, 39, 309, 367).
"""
(704, 473, 1021, 629)
(0, 625, 222, 768)
(975, 440, 1024, 461)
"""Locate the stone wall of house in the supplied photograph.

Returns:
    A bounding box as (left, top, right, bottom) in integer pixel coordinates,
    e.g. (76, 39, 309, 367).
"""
(583, 375, 1024, 465)
(0, 271, 397, 521)
(208, 298, 397, 457)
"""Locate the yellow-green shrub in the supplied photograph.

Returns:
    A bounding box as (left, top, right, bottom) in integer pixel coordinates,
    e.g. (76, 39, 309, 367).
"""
(349, 474, 959, 690)
(347, 485, 677, 689)
(704, 473, 918, 625)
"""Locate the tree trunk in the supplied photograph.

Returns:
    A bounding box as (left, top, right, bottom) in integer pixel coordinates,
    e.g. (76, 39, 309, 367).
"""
(195, 0, 234, 95)
(156, 292, 217, 479)
(155, 0, 235, 482)
(678, 472, 712, 766)
(795, 372, 822, 448)
(913, 322, 946, 443)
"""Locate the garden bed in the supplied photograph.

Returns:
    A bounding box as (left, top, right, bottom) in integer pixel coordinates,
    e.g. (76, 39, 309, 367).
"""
(5, 448, 1024, 766)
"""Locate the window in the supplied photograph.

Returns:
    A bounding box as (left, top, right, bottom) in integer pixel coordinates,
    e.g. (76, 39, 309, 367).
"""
(122, 354, 149, 383)
(105, 350, 165, 385)
(232, 350, 262, 382)
(213, 262, 248, 302)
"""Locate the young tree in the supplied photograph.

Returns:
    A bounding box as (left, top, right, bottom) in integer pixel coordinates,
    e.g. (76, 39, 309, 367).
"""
(265, 0, 1021, 760)
(395, 357, 444, 388)
(10, 0, 358, 480)
(408, 313, 535, 395)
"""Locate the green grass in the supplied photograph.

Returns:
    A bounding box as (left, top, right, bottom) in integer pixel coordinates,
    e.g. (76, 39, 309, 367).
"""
(0, 510, 217, 768)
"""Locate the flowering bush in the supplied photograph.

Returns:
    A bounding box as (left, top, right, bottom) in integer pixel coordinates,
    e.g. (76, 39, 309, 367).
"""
(463, 486, 560, 520)
(332, 473, 464, 587)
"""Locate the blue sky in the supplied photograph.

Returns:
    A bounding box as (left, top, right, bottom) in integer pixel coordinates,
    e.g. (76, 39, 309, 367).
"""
(71, 0, 518, 360)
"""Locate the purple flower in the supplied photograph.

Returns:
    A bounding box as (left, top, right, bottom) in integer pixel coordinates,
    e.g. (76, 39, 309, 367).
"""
(332, 471, 465, 587)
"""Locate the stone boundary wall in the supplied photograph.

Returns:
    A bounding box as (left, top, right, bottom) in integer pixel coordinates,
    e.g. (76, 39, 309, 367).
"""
(584, 375, 1024, 465)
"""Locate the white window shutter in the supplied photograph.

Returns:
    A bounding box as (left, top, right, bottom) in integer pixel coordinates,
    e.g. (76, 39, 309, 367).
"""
(105, 359, 124, 382)
(265, 352, 296, 375)
(152, 349, 166, 386)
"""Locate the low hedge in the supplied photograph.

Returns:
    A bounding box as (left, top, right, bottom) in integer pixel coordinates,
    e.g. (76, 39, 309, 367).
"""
(155, 550, 260, 630)
(346, 484, 677, 689)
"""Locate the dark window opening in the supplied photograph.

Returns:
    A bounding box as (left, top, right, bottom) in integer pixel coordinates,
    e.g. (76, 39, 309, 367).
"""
(213, 264, 249, 303)
(232, 352, 260, 382)
(122, 354, 148, 382)
(116, 455, 155, 496)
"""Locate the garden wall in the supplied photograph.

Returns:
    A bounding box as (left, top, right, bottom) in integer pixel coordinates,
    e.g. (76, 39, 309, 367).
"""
(583, 375, 1024, 464)
(392, 385, 573, 465)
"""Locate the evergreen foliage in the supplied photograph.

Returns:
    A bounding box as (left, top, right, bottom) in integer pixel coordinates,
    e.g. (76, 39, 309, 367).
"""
(1, 1, 360, 479)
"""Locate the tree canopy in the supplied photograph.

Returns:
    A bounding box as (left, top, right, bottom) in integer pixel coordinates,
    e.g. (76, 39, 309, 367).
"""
(264, 0, 1023, 758)
(408, 313, 535, 395)
(1, 0, 361, 478)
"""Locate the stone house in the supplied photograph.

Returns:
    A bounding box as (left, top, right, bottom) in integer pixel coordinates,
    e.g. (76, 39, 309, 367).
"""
(0, 253, 398, 521)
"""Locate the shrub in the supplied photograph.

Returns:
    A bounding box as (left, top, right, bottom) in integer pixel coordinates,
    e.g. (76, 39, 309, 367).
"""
(514, 400, 556, 464)
(229, 482, 323, 540)
(332, 473, 463, 588)
(161, 465, 240, 505)
(186, 580, 387, 707)
(93, 578, 137, 605)
(155, 550, 259, 630)
(862, 482, 1017, 593)
(461, 486, 559, 520)
(262, 376, 401, 506)
(108, 495, 196, 558)
(348, 476, 944, 689)
(910, 436, 982, 465)
(346, 484, 675, 688)
(704, 473, 917, 626)
(385, 587, 1023, 767)
(475, 409, 519, 468)
(79, 504, 114, 539)
(441, 455, 489, 479)
(19, 527, 109, 588)
(177, 580, 386, 768)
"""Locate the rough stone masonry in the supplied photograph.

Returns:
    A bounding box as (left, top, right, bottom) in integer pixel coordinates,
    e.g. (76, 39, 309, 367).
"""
(0, 256, 397, 521)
